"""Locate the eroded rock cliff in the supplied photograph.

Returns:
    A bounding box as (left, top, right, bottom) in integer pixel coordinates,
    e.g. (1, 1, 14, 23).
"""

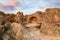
(0, 8, 60, 40)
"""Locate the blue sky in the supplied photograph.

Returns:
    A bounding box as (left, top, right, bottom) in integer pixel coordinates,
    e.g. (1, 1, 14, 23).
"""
(0, 0, 60, 15)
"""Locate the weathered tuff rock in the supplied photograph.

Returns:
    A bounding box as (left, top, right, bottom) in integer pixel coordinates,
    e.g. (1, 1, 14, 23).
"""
(46, 8, 60, 14)
(3, 22, 23, 40)
(0, 8, 60, 40)
(6, 14, 15, 22)
(0, 17, 7, 25)
(44, 8, 60, 23)
(0, 25, 5, 32)
(14, 11, 23, 23)
(24, 11, 43, 24)
(40, 22, 60, 36)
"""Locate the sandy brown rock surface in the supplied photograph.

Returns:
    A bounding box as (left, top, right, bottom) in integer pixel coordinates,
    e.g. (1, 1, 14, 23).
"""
(0, 8, 60, 40)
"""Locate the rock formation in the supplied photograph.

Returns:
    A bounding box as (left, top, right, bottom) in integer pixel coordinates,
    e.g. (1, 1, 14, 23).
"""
(14, 11, 23, 24)
(6, 14, 15, 22)
(45, 8, 60, 23)
(0, 8, 60, 40)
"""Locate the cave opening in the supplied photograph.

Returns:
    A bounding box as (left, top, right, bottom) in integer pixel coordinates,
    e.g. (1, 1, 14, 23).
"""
(30, 17, 38, 23)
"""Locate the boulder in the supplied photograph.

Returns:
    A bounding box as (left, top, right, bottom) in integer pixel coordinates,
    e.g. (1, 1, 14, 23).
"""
(3, 22, 23, 40)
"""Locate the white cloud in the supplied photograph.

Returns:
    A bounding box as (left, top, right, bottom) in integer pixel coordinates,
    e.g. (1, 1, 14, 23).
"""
(0, 0, 60, 14)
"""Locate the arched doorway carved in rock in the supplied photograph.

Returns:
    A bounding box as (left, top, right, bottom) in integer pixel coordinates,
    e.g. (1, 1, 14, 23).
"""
(30, 17, 38, 23)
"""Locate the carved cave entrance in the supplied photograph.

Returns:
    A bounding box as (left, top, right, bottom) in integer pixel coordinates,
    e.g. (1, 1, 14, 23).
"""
(30, 17, 38, 23)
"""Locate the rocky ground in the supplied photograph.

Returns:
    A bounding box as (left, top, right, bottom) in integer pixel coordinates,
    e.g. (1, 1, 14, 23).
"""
(1, 22, 60, 40)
